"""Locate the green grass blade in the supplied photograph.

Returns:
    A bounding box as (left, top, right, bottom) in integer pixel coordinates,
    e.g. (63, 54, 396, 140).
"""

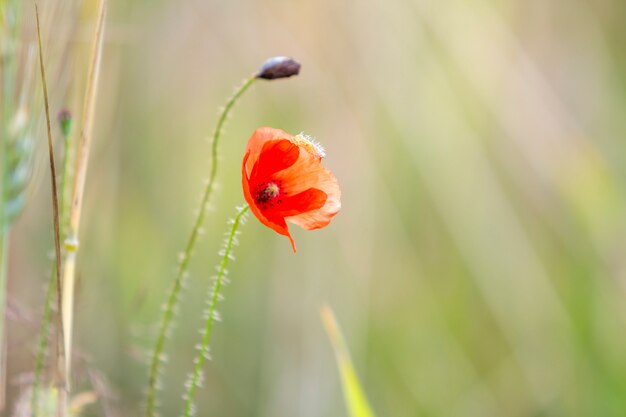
(321, 305, 377, 417)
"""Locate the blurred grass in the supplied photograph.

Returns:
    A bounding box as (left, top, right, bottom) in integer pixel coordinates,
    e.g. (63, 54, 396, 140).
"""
(5, 0, 626, 416)
(322, 305, 376, 417)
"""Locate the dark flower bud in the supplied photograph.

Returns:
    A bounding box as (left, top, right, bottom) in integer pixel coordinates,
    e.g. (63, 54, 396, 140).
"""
(257, 56, 301, 80)
(57, 109, 73, 137)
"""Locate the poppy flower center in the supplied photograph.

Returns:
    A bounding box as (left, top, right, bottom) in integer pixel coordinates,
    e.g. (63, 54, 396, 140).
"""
(256, 181, 281, 204)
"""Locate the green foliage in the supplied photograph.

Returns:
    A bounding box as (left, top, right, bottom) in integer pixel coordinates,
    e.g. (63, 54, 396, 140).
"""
(144, 76, 257, 417)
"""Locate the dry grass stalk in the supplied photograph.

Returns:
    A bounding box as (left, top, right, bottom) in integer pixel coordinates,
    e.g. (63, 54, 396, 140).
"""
(35, 3, 66, 390)
(61, 0, 107, 389)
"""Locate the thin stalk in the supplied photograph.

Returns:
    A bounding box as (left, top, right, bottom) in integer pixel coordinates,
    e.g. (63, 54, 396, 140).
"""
(30, 265, 57, 417)
(31, 121, 74, 416)
(36, 0, 64, 368)
(144, 76, 256, 417)
(35, 7, 67, 417)
(208, 77, 257, 202)
(59, 125, 73, 231)
(182, 204, 249, 417)
(61, 0, 106, 387)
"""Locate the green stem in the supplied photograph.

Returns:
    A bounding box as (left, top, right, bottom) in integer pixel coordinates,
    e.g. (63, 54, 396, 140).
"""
(30, 263, 56, 416)
(31, 126, 74, 416)
(182, 204, 249, 417)
(144, 76, 256, 417)
(59, 131, 73, 232)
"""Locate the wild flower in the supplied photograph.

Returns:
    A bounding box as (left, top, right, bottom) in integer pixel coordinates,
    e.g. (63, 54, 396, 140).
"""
(242, 127, 341, 251)
(145, 58, 301, 417)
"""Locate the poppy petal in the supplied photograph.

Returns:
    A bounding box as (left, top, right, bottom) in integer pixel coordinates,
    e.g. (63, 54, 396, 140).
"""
(243, 151, 297, 252)
(270, 148, 341, 229)
(265, 188, 327, 218)
(244, 127, 293, 178)
(250, 139, 299, 181)
(286, 178, 340, 230)
(286, 190, 340, 230)
(272, 147, 335, 194)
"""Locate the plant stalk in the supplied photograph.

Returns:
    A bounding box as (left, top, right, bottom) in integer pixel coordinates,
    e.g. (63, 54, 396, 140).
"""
(182, 204, 249, 417)
(36, 0, 65, 370)
(61, 0, 106, 388)
(31, 121, 74, 417)
(144, 76, 256, 417)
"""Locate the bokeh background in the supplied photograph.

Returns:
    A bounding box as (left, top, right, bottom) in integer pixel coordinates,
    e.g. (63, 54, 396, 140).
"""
(5, 0, 626, 415)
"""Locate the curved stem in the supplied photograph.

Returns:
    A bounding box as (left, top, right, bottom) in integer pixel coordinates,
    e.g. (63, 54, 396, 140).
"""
(144, 77, 256, 417)
(182, 204, 249, 417)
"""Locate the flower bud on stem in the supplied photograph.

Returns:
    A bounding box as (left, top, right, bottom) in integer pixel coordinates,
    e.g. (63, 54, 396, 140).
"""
(146, 56, 301, 417)
(256, 56, 301, 80)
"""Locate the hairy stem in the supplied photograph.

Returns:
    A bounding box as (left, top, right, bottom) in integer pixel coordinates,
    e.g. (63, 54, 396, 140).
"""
(30, 264, 56, 416)
(182, 204, 249, 417)
(144, 76, 256, 417)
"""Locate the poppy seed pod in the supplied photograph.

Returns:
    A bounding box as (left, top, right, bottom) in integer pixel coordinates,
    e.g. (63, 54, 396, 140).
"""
(257, 56, 301, 80)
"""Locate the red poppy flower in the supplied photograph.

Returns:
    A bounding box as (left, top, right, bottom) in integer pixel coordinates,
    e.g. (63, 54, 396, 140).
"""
(242, 127, 341, 252)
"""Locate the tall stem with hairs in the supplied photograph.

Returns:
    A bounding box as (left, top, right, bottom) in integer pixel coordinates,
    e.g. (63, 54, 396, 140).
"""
(144, 76, 256, 417)
(182, 204, 249, 417)
(145, 55, 300, 417)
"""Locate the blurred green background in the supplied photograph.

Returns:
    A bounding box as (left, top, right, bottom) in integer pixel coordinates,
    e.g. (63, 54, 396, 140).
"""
(6, 0, 626, 415)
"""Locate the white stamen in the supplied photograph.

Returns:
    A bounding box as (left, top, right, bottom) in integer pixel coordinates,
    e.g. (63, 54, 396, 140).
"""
(293, 133, 326, 158)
